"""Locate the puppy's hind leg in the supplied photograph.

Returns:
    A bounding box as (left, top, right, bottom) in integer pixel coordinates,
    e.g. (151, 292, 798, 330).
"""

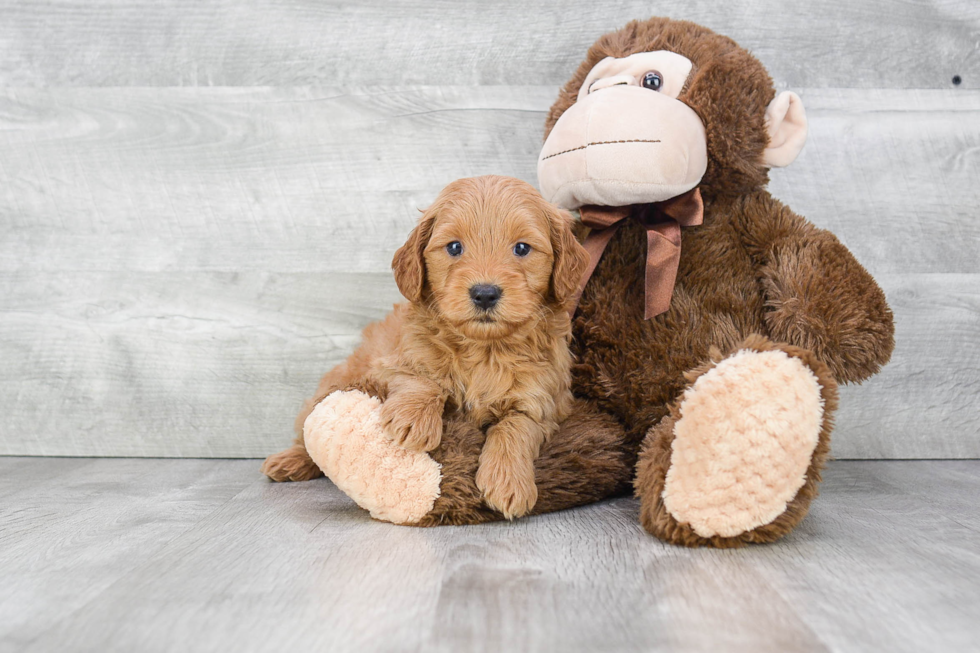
(261, 444, 323, 482)
(264, 304, 408, 483)
(261, 386, 341, 482)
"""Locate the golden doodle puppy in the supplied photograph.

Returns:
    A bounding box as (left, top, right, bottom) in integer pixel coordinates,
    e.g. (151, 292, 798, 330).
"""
(263, 175, 589, 519)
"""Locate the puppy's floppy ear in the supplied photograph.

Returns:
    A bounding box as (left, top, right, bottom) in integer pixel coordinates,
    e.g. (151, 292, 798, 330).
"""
(546, 205, 590, 306)
(392, 208, 436, 302)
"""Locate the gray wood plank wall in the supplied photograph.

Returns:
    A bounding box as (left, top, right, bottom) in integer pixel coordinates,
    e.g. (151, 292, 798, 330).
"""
(1, 1, 978, 458)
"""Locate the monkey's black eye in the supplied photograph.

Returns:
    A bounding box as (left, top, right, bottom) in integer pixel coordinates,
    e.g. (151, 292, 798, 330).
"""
(446, 241, 463, 257)
(642, 70, 663, 91)
(513, 242, 531, 257)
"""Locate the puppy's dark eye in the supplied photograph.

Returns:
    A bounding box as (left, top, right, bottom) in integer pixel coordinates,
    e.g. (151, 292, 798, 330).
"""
(641, 70, 663, 91)
(445, 241, 463, 257)
(513, 242, 531, 257)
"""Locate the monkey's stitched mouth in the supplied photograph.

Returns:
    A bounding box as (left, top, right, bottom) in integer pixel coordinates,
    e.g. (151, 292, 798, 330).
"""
(541, 139, 661, 161)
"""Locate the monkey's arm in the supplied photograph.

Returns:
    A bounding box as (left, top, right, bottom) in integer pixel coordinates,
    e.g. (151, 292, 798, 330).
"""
(738, 194, 895, 384)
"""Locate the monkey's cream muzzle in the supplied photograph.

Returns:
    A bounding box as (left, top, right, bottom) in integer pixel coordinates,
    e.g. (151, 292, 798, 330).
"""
(538, 84, 707, 210)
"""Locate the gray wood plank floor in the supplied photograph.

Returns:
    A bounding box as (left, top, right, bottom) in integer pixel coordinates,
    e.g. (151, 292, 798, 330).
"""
(1, 458, 977, 653)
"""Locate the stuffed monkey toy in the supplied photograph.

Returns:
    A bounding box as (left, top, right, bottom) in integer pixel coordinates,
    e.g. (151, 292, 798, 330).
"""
(263, 17, 895, 547)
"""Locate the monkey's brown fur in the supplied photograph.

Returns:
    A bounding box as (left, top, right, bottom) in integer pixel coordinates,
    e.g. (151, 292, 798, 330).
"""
(266, 18, 894, 546)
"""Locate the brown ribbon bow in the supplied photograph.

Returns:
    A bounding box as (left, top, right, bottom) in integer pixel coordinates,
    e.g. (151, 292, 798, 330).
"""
(569, 187, 704, 320)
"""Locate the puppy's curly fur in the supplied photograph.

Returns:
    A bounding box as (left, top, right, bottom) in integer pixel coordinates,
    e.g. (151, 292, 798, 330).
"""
(263, 176, 589, 519)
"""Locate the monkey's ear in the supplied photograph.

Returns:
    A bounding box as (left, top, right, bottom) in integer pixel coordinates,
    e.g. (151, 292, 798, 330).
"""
(547, 207, 590, 306)
(763, 91, 808, 168)
(392, 210, 436, 302)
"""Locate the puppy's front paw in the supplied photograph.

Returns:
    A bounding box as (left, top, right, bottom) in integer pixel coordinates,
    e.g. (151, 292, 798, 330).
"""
(380, 392, 443, 452)
(476, 452, 538, 520)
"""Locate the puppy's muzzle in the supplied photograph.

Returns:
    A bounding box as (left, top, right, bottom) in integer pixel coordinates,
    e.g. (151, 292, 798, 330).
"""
(469, 284, 502, 311)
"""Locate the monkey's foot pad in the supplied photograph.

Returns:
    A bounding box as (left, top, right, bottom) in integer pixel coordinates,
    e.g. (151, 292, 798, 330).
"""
(662, 349, 825, 538)
(304, 390, 442, 525)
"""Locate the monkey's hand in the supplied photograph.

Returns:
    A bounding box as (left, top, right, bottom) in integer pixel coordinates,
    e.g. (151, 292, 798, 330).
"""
(759, 223, 895, 384)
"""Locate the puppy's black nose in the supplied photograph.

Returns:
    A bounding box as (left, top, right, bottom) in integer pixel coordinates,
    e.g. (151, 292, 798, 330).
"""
(469, 284, 502, 311)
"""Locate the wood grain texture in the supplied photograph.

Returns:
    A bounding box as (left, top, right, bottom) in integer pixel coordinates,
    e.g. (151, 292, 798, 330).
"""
(837, 273, 980, 458)
(1, 86, 978, 458)
(1, 458, 977, 652)
(1, 87, 977, 275)
(0, 0, 977, 89)
(0, 458, 257, 651)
